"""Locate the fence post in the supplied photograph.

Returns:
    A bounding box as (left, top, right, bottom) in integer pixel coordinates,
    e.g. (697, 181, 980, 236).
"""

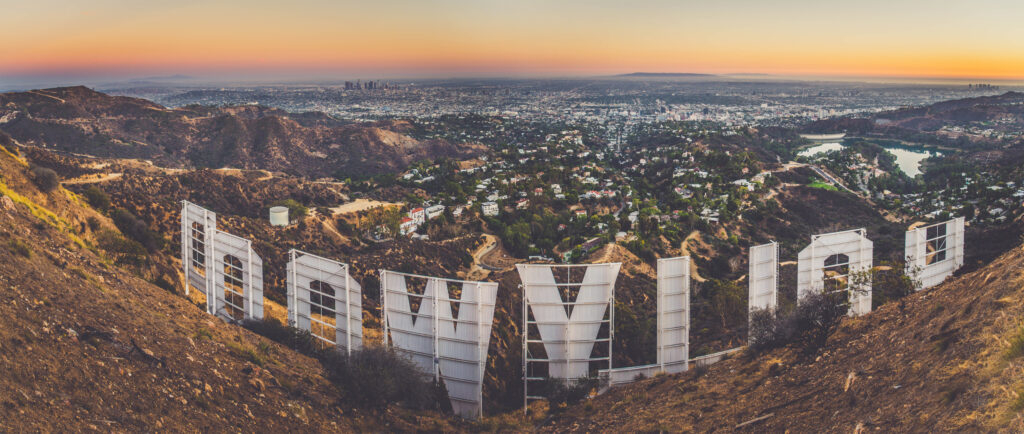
(381, 270, 389, 347)
(345, 266, 352, 357)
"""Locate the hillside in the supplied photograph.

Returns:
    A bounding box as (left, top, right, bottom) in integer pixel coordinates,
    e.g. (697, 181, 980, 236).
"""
(0, 86, 486, 177)
(543, 240, 1024, 432)
(804, 91, 1024, 149)
(20, 142, 939, 415)
(0, 140, 464, 430)
(5, 86, 1023, 429)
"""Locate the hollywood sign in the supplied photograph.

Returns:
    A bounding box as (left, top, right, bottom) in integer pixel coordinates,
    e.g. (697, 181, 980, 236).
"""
(525, 221, 966, 393)
(747, 219, 965, 320)
(182, 201, 965, 415)
(287, 250, 363, 355)
(380, 271, 498, 418)
(181, 201, 264, 321)
(519, 262, 619, 402)
(905, 218, 966, 289)
(182, 201, 495, 419)
(598, 258, 691, 386)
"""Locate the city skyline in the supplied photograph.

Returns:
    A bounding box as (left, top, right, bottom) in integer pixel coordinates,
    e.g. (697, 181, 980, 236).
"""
(3, 0, 1024, 84)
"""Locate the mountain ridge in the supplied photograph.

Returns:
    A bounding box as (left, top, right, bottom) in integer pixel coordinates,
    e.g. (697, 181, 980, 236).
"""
(0, 86, 485, 178)
(803, 91, 1024, 150)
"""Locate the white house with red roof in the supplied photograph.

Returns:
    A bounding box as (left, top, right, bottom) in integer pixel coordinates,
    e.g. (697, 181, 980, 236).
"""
(409, 207, 426, 225)
(399, 217, 417, 235)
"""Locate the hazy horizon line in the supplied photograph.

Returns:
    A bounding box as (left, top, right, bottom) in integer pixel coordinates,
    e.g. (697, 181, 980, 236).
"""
(3, 70, 1024, 92)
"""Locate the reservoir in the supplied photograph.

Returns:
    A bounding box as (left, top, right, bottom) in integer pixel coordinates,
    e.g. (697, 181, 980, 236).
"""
(798, 141, 941, 177)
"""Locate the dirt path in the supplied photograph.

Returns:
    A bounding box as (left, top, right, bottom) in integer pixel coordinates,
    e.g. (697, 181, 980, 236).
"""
(683, 230, 700, 246)
(319, 217, 348, 244)
(764, 183, 800, 201)
(681, 231, 707, 282)
(212, 168, 273, 181)
(587, 243, 657, 277)
(773, 162, 806, 172)
(28, 90, 66, 103)
(589, 243, 616, 264)
(62, 172, 123, 185)
(466, 234, 499, 280)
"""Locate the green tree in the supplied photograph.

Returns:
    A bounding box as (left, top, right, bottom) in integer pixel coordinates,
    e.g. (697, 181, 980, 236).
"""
(707, 279, 745, 329)
(82, 186, 111, 210)
(31, 166, 60, 192)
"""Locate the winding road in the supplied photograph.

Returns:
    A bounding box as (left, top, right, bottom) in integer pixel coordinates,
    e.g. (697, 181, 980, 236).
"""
(466, 234, 504, 280)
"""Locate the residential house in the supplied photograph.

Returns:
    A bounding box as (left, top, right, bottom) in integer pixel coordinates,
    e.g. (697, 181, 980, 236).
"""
(399, 217, 417, 235)
(426, 204, 445, 220)
(482, 202, 499, 216)
(409, 207, 426, 225)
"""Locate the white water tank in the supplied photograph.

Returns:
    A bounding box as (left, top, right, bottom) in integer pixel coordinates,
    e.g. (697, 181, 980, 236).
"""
(269, 206, 289, 227)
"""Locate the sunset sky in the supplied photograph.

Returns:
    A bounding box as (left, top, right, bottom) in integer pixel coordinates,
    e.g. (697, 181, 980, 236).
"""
(3, 0, 1024, 82)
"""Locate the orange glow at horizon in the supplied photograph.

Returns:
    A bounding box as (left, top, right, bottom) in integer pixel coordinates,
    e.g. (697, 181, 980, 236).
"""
(3, 0, 1024, 80)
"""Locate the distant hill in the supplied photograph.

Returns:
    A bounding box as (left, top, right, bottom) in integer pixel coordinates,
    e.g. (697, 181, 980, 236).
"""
(0, 86, 485, 178)
(804, 91, 1024, 149)
(616, 72, 717, 78)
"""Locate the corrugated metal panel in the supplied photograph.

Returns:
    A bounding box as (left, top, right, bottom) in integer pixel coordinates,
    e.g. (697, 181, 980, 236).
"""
(905, 217, 965, 290)
(518, 263, 620, 380)
(520, 265, 569, 377)
(381, 271, 435, 374)
(286, 250, 362, 354)
(211, 229, 264, 321)
(748, 242, 778, 313)
(797, 229, 873, 316)
(656, 256, 689, 374)
(180, 201, 217, 313)
(381, 271, 498, 419)
(436, 280, 498, 419)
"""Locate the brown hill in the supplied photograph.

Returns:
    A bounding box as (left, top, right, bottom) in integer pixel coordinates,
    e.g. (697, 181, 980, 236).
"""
(40, 148, 914, 415)
(0, 86, 485, 177)
(542, 241, 1024, 432)
(65, 160, 522, 411)
(0, 137, 465, 430)
(804, 91, 1024, 149)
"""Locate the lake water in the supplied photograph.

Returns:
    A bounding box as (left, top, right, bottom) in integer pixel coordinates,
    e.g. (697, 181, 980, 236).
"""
(798, 142, 941, 177)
